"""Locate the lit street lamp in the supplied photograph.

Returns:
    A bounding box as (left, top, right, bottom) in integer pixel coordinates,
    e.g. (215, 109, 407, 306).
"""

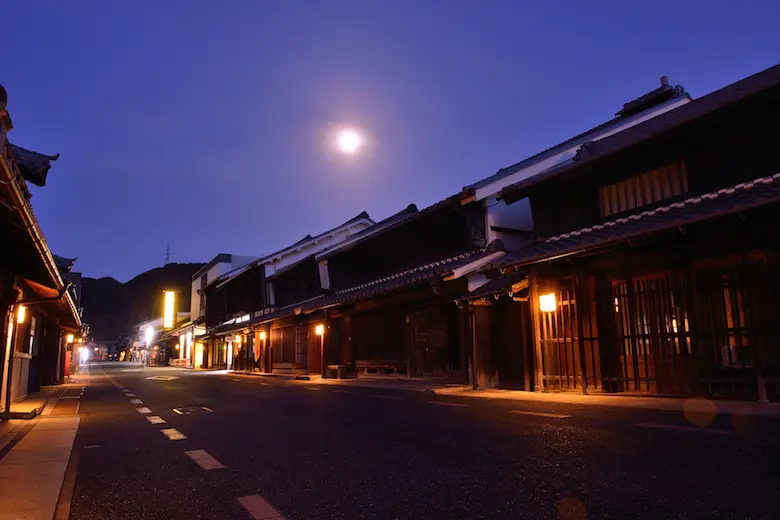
(2, 304, 26, 418)
(315, 323, 325, 379)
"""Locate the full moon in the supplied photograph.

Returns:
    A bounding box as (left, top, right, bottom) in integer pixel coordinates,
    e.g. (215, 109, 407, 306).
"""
(337, 129, 361, 154)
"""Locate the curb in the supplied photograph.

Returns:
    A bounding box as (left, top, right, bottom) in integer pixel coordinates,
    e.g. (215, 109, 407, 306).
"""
(2, 399, 48, 420)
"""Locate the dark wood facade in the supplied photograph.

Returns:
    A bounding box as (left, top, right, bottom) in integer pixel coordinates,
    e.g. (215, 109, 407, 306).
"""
(204, 264, 267, 329)
(495, 69, 780, 400)
(320, 201, 485, 380)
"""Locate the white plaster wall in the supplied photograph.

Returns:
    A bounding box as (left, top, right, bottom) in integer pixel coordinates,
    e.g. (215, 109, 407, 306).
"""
(262, 221, 372, 277)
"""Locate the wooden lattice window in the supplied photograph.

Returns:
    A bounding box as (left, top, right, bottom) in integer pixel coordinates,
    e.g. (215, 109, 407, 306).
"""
(599, 161, 688, 217)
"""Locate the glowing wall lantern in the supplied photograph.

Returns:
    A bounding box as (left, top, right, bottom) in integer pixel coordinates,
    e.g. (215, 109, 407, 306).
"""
(259, 330, 267, 341)
(539, 293, 557, 313)
(16, 305, 26, 324)
(315, 324, 325, 336)
(66, 334, 75, 344)
(163, 291, 175, 329)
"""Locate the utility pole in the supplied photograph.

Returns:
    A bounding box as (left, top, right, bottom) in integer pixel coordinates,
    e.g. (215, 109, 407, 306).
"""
(164, 244, 170, 266)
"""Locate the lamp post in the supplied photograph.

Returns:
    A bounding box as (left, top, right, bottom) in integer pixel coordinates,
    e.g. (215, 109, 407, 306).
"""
(315, 323, 325, 379)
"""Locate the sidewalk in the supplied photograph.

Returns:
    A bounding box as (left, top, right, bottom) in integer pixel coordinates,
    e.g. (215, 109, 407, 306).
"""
(230, 370, 780, 417)
(431, 388, 780, 418)
(0, 413, 80, 520)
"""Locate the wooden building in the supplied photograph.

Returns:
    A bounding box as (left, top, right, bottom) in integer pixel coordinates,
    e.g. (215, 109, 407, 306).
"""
(291, 198, 501, 381)
(1, 85, 83, 409)
(200, 213, 376, 373)
(476, 63, 780, 401)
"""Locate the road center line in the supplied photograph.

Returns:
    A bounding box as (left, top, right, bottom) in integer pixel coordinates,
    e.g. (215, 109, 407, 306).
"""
(373, 395, 402, 400)
(238, 495, 287, 520)
(304, 387, 321, 391)
(427, 401, 468, 407)
(130, 399, 143, 404)
(146, 415, 166, 424)
(332, 390, 354, 394)
(635, 422, 733, 435)
(136, 407, 152, 414)
(185, 450, 225, 470)
(509, 410, 571, 419)
(160, 428, 187, 441)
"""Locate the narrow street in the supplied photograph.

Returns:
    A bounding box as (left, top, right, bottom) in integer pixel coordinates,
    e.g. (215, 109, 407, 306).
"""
(65, 362, 780, 520)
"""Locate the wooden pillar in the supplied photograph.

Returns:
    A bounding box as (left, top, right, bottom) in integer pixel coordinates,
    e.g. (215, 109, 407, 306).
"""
(573, 265, 589, 395)
(519, 299, 532, 392)
(458, 303, 469, 386)
(529, 267, 545, 392)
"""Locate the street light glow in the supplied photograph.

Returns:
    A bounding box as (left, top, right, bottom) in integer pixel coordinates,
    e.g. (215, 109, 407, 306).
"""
(145, 326, 154, 346)
(337, 129, 361, 154)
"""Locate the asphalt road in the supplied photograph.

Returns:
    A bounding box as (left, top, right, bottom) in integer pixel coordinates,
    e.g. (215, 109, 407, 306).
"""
(67, 362, 780, 520)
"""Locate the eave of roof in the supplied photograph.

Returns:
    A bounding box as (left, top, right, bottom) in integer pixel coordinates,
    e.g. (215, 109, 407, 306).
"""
(9, 144, 59, 187)
(461, 271, 528, 301)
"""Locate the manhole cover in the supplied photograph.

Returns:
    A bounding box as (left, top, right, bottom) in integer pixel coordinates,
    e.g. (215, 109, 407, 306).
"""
(173, 406, 214, 415)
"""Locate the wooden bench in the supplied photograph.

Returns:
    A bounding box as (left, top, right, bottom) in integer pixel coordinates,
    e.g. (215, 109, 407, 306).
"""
(326, 364, 354, 379)
(355, 360, 408, 378)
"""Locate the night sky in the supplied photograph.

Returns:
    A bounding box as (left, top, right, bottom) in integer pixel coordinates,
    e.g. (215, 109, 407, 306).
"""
(5, 1, 779, 281)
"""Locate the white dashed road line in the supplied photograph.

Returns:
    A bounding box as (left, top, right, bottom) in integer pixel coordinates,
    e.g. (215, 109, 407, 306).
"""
(185, 450, 225, 470)
(238, 495, 287, 520)
(146, 416, 166, 424)
(136, 407, 152, 414)
(125, 393, 136, 397)
(373, 395, 402, 400)
(427, 401, 468, 407)
(202, 406, 214, 412)
(509, 410, 571, 419)
(130, 399, 143, 404)
(160, 428, 187, 441)
(635, 423, 733, 435)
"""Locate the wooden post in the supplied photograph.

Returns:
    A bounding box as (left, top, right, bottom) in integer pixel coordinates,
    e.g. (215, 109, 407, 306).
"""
(458, 303, 469, 386)
(529, 268, 545, 392)
(321, 309, 328, 379)
(573, 265, 589, 395)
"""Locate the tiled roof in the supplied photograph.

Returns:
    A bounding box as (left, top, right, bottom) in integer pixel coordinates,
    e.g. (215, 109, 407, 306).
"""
(205, 242, 506, 333)
(499, 173, 780, 269)
(302, 240, 505, 311)
(498, 63, 780, 203)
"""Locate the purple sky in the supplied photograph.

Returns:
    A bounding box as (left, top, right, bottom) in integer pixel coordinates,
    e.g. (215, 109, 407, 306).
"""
(5, 1, 780, 281)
